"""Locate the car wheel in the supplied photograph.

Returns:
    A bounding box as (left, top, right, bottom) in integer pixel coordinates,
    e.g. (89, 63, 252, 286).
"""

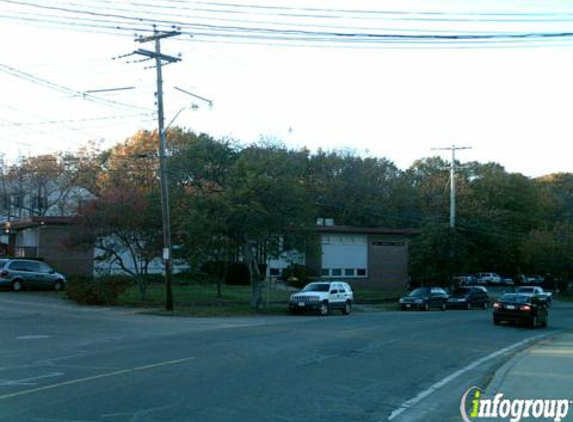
(54, 280, 65, 291)
(11, 279, 24, 292)
(342, 301, 352, 315)
(318, 301, 329, 316)
(493, 317, 501, 325)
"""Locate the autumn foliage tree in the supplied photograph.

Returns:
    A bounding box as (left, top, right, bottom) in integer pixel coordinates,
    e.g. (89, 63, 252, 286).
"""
(71, 184, 161, 298)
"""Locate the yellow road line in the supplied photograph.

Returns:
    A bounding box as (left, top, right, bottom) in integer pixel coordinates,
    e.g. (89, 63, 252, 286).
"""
(0, 357, 196, 401)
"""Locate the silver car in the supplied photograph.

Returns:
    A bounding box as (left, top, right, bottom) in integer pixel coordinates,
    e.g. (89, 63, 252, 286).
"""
(0, 259, 66, 291)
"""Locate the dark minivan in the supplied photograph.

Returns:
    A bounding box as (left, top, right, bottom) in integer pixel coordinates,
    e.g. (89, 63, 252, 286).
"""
(399, 286, 448, 311)
(446, 286, 489, 310)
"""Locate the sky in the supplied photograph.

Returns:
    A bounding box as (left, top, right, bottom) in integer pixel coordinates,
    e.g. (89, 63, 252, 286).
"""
(2, 0, 573, 177)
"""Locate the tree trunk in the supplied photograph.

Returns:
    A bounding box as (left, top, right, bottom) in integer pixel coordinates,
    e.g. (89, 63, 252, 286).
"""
(243, 239, 263, 309)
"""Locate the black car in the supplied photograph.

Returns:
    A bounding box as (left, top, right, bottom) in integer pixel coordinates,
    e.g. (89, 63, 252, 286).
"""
(493, 293, 548, 328)
(446, 286, 489, 310)
(399, 287, 448, 311)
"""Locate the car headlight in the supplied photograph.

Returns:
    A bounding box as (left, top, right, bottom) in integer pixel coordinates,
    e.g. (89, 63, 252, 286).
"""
(399, 298, 405, 304)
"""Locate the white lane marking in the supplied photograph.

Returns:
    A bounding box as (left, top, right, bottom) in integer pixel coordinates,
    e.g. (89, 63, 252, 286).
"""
(0, 357, 196, 400)
(0, 372, 64, 386)
(387, 333, 549, 421)
(16, 335, 50, 340)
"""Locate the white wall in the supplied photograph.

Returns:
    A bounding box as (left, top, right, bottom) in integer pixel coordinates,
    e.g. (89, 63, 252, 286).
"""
(321, 234, 368, 278)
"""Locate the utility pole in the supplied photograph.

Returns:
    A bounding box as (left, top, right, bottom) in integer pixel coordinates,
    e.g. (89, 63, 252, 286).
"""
(134, 28, 181, 311)
(431, 145, 472, 228)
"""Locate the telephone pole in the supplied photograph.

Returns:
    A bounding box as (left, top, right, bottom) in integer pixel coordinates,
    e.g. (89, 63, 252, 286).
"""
(134, 28, 181, 311)
(431, 145, 472, 228)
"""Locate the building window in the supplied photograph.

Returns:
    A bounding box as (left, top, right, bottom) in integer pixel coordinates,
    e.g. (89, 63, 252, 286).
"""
(344, 268, 354, 277)
(269, 268, 280, 276)
(332, 268, 342, 276)
(356, 268, 367, 277)
(321, 268, 330, 277)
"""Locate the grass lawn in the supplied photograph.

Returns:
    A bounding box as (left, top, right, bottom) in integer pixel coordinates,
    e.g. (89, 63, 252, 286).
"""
(117, 282, 293, 316)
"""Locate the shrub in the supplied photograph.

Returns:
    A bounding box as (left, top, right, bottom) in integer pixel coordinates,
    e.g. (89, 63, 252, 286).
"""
(66, 276, 133, 305)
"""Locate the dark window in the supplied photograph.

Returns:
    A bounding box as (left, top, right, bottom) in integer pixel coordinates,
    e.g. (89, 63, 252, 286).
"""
(372, 241, 405, 247)
(332, 269, 342, 276)
(344, 269, 354, 277)
(321, 269, 330, 277)
(356, 268, 366, 277)
(269, 268, 280, 276)
(10, 260, 40, 272)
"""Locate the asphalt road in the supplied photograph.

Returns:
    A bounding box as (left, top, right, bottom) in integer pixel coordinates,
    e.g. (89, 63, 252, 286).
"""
(0, 292, 572, 422)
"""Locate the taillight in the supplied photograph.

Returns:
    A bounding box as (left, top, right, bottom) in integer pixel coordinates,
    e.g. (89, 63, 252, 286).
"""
(520, 305, 532, 311)
(0, 270, 7, 277)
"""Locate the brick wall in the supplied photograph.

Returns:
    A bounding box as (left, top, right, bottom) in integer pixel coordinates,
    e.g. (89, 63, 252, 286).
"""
(365, 235, 409, 290)
(37, 226, 93, 277)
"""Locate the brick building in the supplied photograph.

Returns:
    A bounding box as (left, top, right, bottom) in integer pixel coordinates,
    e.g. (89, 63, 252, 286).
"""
(1, 216, 93, 277)
(267, 220, 419, 291)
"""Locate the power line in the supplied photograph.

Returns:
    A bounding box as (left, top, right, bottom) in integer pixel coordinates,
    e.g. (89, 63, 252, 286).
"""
(0, 63, 153, 113)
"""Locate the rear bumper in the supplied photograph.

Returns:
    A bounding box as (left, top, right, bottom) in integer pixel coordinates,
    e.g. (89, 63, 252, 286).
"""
(493, 310, 533, 323)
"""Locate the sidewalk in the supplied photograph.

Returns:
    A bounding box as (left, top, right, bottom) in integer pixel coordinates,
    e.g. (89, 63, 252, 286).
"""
(484, 331, 573, 421)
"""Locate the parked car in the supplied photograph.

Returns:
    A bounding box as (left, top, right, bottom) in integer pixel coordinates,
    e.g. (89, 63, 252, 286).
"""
(476, 272, 501, 285)
(493, 293, 548, 328)
(453, 275, 478, 286)
(499, 277, 515, 286)
(399, 287, 448, 311)
(446, 286, 489, 310)
(515, 286, 552, 307)
(0, 259, 66, 292)
(288, 281, 354, 316)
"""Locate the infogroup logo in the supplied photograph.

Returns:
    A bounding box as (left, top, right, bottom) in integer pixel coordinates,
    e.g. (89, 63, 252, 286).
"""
(460, 387, 571, 422)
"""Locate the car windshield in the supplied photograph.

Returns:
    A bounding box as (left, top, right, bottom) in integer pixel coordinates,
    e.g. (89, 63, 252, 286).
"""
(302, 283, 330, 292)
(499, 294, 531, 303)
(409, 288, 430, 297)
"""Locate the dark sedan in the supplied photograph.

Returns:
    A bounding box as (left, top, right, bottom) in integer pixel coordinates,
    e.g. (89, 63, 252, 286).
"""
(399, 286, 448, 311)
(446, 286, 489, 310)
(493, 293, 548, 328)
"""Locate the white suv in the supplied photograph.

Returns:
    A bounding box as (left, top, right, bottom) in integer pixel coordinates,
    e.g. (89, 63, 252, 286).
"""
(289, 281, 354, 316)
(476, 272, 501, 285)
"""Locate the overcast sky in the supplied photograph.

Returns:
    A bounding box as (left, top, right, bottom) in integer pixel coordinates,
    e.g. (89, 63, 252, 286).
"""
(2, 0, 573, 177)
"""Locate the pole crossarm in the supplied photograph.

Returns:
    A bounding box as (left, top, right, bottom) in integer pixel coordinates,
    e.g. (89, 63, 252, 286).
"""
(136, 31, 182, 43)
(134, 49, 181, 63)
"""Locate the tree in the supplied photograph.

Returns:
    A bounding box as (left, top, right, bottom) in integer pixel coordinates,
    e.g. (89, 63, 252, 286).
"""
(226, 145, 316, 307)
(306, 150, 403, 227)
(71, 184, 162, 299)
(520, 224, 573, 281)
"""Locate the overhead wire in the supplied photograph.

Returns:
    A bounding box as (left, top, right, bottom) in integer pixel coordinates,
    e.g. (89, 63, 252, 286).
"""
(4, 0, 573, 49)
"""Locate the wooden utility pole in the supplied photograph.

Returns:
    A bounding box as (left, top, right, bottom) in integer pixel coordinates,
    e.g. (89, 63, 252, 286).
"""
(431, 145, 472, 228)
(134, 29, 181, 311)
